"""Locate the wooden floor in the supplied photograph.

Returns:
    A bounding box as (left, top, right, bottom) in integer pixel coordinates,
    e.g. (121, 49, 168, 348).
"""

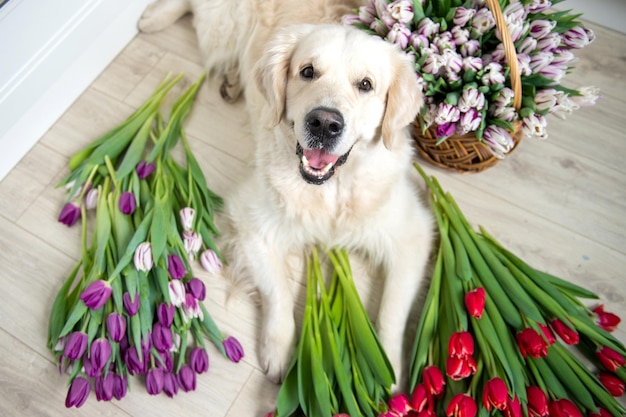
(1, 14, 625, 417)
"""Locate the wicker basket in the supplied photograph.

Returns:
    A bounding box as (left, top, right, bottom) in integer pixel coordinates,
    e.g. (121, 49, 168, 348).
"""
(413, 0, 523, 173)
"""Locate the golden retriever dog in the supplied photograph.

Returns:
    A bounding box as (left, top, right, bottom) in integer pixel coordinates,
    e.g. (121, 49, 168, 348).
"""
(139, 0, 433, 386)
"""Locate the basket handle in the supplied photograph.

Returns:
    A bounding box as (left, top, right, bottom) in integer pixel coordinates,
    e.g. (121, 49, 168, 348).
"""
(485, 0, 522, 110)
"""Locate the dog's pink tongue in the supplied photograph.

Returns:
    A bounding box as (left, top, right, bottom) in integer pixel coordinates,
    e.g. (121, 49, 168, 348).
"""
(304, 149, 339, 169)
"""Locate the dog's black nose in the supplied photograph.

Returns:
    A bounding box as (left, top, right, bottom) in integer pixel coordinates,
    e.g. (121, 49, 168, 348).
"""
(305, 108, 344, 144)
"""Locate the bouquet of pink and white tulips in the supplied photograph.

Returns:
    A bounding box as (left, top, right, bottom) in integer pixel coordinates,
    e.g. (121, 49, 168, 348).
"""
(344, 0, 598, 161)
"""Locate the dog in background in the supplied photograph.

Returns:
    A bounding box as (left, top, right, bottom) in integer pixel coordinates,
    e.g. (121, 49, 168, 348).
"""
(139, 0, 433, 386)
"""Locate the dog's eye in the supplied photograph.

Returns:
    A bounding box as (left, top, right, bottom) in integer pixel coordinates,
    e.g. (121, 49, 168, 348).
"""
(358, 78, 373, 92)
(300, 65, 315, 80)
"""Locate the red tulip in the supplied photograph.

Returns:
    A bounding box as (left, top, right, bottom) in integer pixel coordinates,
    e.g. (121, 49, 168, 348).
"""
(538, 322, 556, 345)
(526, 386, 549, 417)
(446, 355, 477, 380)
(598, 372, 625, 396)
(516, 328, 548, 359)
(549, 399, 583, 417)
(423, 365, 445, 397)
(411, 384, 430, 412)
(596, 346, 625, 372)
(446, 394, 477, 417)
(503, 395, 522, 417)
(592, 305, 621, 332)
(550, 319, 579, 345)
(482, 377, 509, 411)
(448, 331, 474, 358)
(464, 287, 486, 318)
(588, 407, 613, 417)
(388, 393, 413, 415)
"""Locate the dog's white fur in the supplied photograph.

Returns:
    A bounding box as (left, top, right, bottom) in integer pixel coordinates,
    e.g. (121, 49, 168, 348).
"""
(140, 0, 433, 386)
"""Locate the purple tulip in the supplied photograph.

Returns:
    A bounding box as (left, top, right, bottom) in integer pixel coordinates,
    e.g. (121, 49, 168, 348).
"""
(155, 350, 173, 372)
(176, 364, 197, 392)
(163, 372, 179, 398)
(435, 122, 457, 138)
(124, 347, 147, 376)
(112, 373, 127, 400)
(146, 368, 164, 395)
(223, 336, 244, 363)
(63, 331, 88, 360)
(90, 338, 112, 372)
(119, 192, 136, 215)
(58, 202, 81, 227)
(123, 292, 140, 316)
(105, 312, 126, 342)
(136, 161, 155, 179)
(186, 278, 206, 301)
(167, 254, 186, 280)
(189, 347, 209, 374)
(94, 373, 115, 401)
(157, 303, 175, 328)
(152, 322, 173, 352)
(80, 279, 112, 310)
(65, 376, 91, 408)
(82, 355, 99, 377)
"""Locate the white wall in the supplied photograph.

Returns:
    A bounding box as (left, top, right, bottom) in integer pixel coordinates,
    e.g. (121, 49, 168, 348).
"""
(0, 0, 153, 180)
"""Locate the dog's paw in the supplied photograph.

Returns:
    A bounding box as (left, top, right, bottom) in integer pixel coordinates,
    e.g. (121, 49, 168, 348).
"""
(138, 0, 186, 33)
(259, 320, 296, 383)
(220, 75, 243, 103)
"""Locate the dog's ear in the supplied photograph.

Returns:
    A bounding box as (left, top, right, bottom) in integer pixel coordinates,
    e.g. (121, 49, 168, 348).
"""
(255, 25, 315, 127)
(381, 53, 423, 149)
